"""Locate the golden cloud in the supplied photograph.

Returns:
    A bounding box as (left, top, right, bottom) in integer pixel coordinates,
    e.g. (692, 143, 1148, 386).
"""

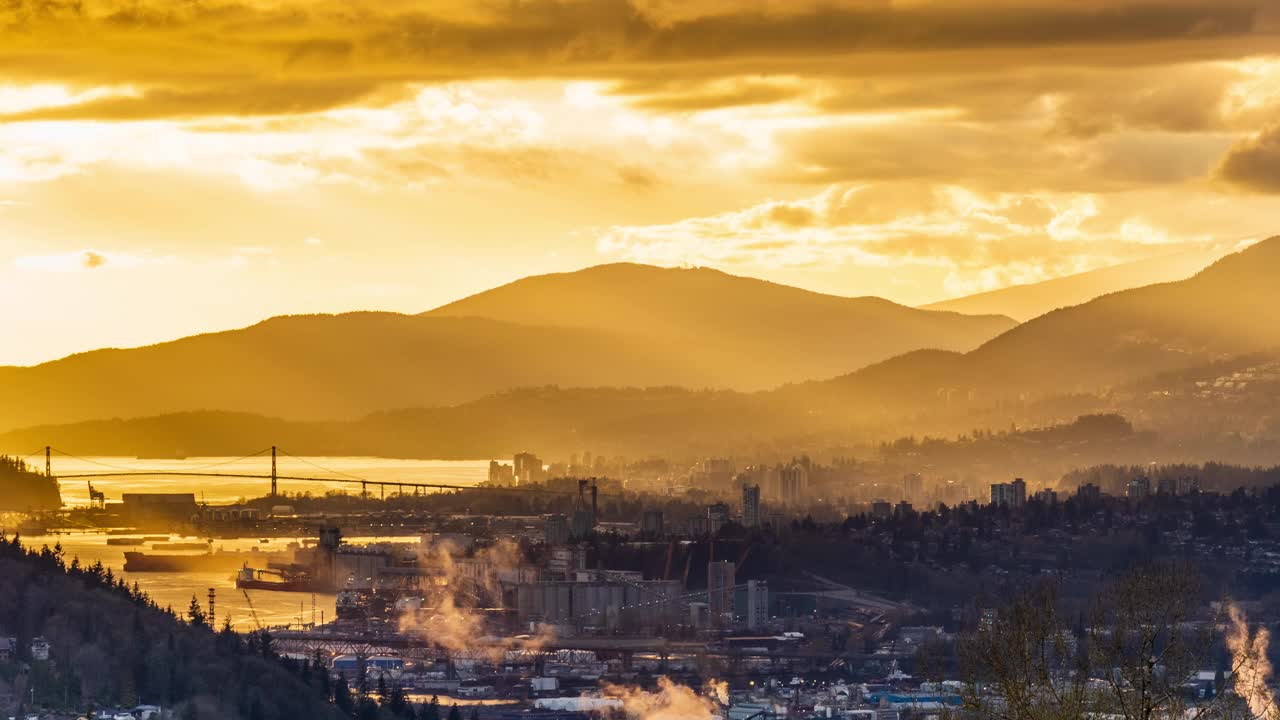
(0, 0, 1273, 121)
(595, 182, 1226, 296)
(1217, 124, 1280, 193)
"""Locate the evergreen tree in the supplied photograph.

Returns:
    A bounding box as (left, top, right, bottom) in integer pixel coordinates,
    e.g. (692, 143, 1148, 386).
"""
(186, 596, 207, 627)
(387, 685, 409, 717)
(257, 629, 274, 659)
(447, 704, 462, 720)
(333, 677, 354, 715)
(355, 658, 369, 695)
(356, 696, 380, 720)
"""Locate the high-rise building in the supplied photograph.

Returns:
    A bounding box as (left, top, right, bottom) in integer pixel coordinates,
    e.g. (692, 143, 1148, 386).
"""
(707, 561, 736, 628)
(707, 502, 731, 534)
(1158, 475, 1197, 496)
(513, 452, 544, 486)
(990, 478, 1027, 508)
(746, 579, 769, 631)
(642, 509, 664, 536)
(488, 460, 515, 486)
(1076, 483, 1103, 501)
(1126, 476, 1151, 500)
(742, 484, 761, 528)
(544, 514, 570, 546)
(871, 499, 892, 519)
(902, 473, 923, 503)
(778, 464, 808, 506)
(1033, 488, 1059, 504)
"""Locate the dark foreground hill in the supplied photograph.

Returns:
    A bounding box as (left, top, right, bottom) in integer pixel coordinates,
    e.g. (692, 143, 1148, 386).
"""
(0, 456, 61, 511)
(0, 264, 1014, 433)
(0, 536, 343, 719)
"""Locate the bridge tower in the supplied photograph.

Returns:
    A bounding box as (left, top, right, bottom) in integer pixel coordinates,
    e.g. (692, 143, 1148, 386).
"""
(271, 446, 277, 498)
(45, 446, 51, 477)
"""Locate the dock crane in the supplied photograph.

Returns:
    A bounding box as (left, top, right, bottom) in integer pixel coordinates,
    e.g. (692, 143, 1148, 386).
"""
(86, 481, 105, 509)
(241, 589, 265, 632)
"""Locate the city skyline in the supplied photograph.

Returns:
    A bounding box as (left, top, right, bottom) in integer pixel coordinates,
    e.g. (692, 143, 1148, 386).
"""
(3, 0, 1280, 364)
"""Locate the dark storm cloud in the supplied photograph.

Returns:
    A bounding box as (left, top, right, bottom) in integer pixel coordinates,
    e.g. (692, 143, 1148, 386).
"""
(1217, 125, 1280, 193)
(0, 0, 1272, 120)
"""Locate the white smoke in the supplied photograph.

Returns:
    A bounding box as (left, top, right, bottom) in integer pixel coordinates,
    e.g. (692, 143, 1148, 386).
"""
(601, 676, 724, 720)
(1227, 602, 1277, 720)
(398, 537, 555, 662)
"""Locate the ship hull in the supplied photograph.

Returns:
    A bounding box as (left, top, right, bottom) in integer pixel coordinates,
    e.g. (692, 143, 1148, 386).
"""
(123, 551, 282, 572)
(235, 577, 329, 593)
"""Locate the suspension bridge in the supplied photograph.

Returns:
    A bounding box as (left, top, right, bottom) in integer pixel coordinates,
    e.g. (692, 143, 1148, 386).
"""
(17, 445, 603, 502)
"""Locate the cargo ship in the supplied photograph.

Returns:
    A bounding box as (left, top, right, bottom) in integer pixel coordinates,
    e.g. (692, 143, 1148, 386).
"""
(235, 565, 328, 593)
(16, 518, 48, 535)
(123, 548, 288, 572)
(150, 542, 210, 551)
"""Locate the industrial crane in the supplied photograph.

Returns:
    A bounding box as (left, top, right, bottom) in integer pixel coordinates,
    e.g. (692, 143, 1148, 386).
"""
(241, 589, 265, 632)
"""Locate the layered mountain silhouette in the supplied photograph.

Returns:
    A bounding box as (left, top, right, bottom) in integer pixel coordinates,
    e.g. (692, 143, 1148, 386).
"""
(7, 239, 1280, 460)
(0, 263, 1013, 432)
(820, 236, 1280, 405)
(921, 242, 1237, 321)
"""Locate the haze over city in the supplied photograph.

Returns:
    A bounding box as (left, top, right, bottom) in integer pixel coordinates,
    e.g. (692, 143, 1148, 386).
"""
(5, 2, 1280, 720)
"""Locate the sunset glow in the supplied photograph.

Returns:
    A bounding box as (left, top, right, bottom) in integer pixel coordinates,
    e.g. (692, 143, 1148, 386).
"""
(3, 0, 1279, 364)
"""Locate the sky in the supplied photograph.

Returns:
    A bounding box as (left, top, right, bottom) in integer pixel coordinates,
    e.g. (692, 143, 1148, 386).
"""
(2, 0, 1280, 366)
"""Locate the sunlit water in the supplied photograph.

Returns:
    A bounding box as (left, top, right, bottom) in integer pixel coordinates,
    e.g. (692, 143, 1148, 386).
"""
(20, 532, 429, 632)
(18, 456, 492, 631)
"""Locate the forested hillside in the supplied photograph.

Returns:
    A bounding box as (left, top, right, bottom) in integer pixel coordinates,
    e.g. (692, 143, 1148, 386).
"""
(0, 535, 344, 719)
(0, 456, 61, 511)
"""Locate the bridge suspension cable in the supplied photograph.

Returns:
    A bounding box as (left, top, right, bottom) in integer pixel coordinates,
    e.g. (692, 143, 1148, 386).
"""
(45, 446, 275, 473)
(42, 447, 618, 497)
(52, 470, 607, 496)
(274, 449, 373, 484)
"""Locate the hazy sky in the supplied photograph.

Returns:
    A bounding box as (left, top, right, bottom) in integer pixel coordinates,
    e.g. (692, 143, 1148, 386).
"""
(3, 0, 1280, 365)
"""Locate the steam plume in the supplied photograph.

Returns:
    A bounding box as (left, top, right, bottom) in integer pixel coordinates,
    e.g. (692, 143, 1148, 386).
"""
(398, 537, 554, 662)
(602, 676, 722, 720)
(1227, 602, 1277, 720)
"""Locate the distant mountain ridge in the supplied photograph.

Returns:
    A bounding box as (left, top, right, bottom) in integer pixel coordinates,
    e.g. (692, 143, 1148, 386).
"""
(428, 262, 1015, 386)
(9, 239, 1280, 462)
(921, 243, 1239, 321)
(0, 263, 1015, 432)
(817, 236, 1280, 405)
